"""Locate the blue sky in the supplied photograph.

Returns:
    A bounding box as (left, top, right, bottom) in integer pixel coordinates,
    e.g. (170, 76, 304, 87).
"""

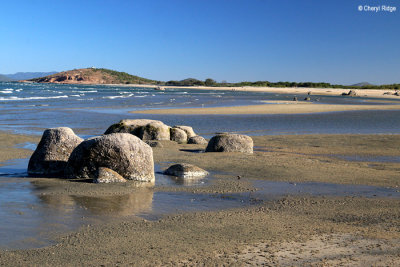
(1, 0, 399, 84)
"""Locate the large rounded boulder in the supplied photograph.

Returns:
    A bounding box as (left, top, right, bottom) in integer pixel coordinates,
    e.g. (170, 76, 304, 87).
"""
(65, 133, 155, 182)
(205, 133, 253, 153)
(105, 119, 170, 141)
(28, 127, 83, 177)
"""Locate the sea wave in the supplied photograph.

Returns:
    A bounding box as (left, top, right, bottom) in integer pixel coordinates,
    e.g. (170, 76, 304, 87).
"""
(73, 90, 98, 93)
(103, 94, 134, 99)
(0, 95, 69, 101)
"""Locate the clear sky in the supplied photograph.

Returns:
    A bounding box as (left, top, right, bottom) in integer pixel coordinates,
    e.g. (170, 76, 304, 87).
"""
(1, 0, 399, 84)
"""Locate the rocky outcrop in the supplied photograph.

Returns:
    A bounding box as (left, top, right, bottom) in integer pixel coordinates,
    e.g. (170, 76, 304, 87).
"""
(164, 163, 208, 178)
(28, 127, 83, 177)
(27, 68, 158, 85)
(173, 126, 196, 138)
(187, 135, 208, 145)
(105, 119, 170, 141)
(94, 167, 127, 183)
(205, 133, 253, 153)
(170, 127, 188, 143)
(65, 133, 155, 182)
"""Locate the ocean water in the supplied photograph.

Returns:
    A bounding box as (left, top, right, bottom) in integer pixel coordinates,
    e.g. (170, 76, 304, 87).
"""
(1, 82, 400, 137)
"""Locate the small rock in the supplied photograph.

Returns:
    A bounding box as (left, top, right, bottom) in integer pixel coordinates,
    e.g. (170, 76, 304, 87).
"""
(188, 135, 208, 145)
(342, 90, 357, 96)
(94, 167, 126, 183)
(164, 163, 208, 178)
(173, 125, 196, 138)
(145, 140, 163, 148)
(304, 97, 311, 101)
(139, 121, 170, 141)
(293, 97, 298, 101)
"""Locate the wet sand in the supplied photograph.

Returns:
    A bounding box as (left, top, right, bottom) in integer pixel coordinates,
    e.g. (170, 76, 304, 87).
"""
(1, 132, 400, 265)
(132, 102, 400, 115)
(0, 132, 39, 165)
(1, 196, 399, 266)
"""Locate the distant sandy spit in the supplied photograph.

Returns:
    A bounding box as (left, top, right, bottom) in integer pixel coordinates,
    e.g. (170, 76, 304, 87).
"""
(108, 84, 400, 99)
(131, 102, 400, 115)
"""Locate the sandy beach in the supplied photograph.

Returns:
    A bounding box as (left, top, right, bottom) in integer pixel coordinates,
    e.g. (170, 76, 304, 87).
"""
(113, 83, 400, 99)
(1, 131, 399, 265)
(132, 102, 400, 115)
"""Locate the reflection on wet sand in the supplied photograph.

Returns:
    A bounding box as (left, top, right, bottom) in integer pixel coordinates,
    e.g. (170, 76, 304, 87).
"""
(167, 176, 206, 186)
(72, 189, 154, 216)
(38, 188, 154, 216)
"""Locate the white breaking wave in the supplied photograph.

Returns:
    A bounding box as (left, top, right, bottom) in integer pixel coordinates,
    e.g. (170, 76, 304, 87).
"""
(73, 90, 98, 93)
(103, 94, 134, 99)
(0, 95, 69, 101)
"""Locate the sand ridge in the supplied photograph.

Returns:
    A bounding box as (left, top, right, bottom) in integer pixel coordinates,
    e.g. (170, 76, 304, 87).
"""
(132, 102, 400, 115)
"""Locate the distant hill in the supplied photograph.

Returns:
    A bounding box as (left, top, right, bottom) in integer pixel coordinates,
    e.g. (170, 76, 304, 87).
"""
(0, 74, 12, 82)
(351, 82, 374, 87)
(4, 72, 57, 81)
(28, 68, 159, 85)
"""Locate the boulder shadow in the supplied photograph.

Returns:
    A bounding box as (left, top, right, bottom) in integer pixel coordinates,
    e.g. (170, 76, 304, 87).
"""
(179, 149, 204, 153)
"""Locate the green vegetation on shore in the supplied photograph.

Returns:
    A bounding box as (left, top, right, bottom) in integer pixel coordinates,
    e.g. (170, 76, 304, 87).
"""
(165, 78, 400, 90)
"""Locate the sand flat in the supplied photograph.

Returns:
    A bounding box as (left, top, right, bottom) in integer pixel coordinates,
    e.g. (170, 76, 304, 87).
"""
(114, 83, 400, 99)
(132, 103, 400, 115)
(1, 132, 400, 265)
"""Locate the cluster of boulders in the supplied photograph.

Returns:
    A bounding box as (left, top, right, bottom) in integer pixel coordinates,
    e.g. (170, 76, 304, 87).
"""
(104, 119, 206, 144)
(27, 119, 254, 184)
(28, 129, 155, 183)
